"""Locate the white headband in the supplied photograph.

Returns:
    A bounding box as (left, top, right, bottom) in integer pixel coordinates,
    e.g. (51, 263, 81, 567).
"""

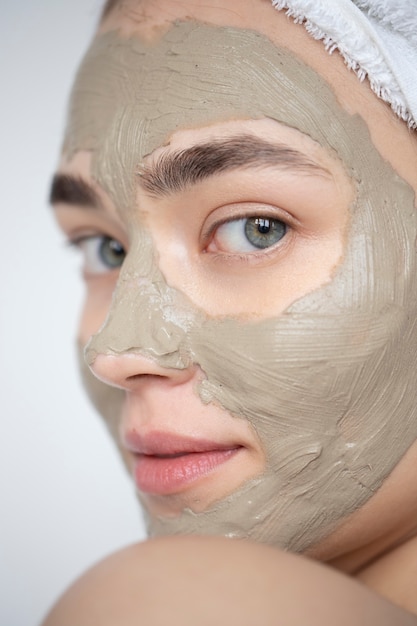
(272, 0, 417, 129)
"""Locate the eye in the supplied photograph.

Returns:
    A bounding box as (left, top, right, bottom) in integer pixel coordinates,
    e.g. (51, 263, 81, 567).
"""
(211, 216, 287, 253)
(73, 235, 126, 275)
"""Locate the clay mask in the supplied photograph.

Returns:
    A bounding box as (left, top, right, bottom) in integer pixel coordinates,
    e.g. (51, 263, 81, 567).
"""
(65, 23, 417, 552)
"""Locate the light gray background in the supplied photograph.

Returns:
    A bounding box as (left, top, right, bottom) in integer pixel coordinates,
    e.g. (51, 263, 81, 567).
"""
(1, 3, 146, 625)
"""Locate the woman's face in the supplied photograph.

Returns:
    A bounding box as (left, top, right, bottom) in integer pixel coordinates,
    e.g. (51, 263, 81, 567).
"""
(52, 0, 417, 560)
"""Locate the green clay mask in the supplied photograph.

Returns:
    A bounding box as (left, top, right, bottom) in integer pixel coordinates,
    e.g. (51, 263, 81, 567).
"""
(65, 22, 417, 551)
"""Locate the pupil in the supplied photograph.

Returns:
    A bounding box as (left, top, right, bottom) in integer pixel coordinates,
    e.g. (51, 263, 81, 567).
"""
(256, 218, 271, 234)
(108, 240, 124, 256)
(244, 216, 286, 250)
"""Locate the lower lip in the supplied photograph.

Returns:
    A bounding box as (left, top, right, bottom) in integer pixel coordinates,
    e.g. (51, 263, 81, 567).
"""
(133, 448, 239, 495)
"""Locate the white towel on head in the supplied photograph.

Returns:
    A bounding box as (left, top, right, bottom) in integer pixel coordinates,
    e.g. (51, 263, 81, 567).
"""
(271, 0, 417, 128)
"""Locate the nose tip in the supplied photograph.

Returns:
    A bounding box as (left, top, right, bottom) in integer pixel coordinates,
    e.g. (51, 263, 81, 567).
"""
(88, 351, 196, 390)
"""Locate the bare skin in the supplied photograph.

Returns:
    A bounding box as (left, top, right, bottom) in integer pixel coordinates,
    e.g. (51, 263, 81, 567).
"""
(45, 0, 417, 623)
(42, 536, 417, 625)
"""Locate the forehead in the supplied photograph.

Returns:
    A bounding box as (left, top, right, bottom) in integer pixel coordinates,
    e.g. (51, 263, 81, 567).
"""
(66, 21, 351, 148)
(64, 21, 362, 209)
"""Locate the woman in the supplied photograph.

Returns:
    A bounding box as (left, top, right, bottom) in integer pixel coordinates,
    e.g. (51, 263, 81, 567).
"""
(43, 0, 417, 623)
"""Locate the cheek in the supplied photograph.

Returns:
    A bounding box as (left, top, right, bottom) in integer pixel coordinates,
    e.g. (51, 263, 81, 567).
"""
(203, 235, 343, 317)
(78, 276, 117, 345)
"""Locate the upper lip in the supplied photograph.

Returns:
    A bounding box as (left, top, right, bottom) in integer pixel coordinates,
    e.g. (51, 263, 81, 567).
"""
(122, 430, 239, 457)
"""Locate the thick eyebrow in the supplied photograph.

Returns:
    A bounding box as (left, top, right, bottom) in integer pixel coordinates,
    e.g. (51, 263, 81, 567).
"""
(138, 134, 330, 197)
(49, 173, 101, 208)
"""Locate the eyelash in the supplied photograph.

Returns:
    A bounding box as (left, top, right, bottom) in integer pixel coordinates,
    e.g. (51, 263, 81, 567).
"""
(66, 208, 292, 276)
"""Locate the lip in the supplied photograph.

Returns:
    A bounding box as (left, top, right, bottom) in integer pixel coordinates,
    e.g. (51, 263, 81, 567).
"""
(123, 430, 242, 495)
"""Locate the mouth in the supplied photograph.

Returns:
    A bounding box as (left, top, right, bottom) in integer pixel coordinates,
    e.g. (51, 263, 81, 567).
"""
(123, 430, 242, 495)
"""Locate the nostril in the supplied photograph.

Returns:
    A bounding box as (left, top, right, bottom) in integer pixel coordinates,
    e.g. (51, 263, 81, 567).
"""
(88, 352, 197, 390)
(124, 372, 165, 382)
(125, 373, 142, 382)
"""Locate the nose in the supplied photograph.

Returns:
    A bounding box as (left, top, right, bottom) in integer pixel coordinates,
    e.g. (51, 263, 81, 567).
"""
(89, 351, 197, 391)
(83, 246, 199, 391)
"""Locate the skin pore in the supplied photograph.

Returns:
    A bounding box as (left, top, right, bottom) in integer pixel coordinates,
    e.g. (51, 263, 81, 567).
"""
(46, 0, 417, 621)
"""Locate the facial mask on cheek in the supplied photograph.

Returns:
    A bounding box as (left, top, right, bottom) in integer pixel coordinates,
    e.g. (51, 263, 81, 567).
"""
(69, 23, 417, 551)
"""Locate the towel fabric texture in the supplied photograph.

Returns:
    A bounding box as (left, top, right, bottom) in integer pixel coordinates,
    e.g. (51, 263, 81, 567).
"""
(272, 0, 417, 129)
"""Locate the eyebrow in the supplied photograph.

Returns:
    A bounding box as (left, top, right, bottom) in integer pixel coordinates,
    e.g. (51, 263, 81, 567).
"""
(49, 134, 330, 207)
(138, 134, 330, 197)
(49, 173, 101, 208)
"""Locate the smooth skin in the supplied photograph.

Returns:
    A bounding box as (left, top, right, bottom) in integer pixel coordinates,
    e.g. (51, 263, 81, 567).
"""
(42, 536, 417, 626)
(46, 0, 417, 623)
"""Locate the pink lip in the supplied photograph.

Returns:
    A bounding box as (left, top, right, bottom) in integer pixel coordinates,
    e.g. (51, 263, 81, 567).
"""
(123, 431, 241, 495)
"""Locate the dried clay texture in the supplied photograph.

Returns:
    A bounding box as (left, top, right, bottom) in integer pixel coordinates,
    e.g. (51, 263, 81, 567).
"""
(66, 23, 417, 551)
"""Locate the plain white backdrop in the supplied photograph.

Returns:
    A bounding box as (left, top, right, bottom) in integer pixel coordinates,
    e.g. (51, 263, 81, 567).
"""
(1, 3, 146, 625)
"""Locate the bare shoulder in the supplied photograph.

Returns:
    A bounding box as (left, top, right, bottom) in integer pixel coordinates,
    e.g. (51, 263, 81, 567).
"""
(41, 536, 417, 626)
